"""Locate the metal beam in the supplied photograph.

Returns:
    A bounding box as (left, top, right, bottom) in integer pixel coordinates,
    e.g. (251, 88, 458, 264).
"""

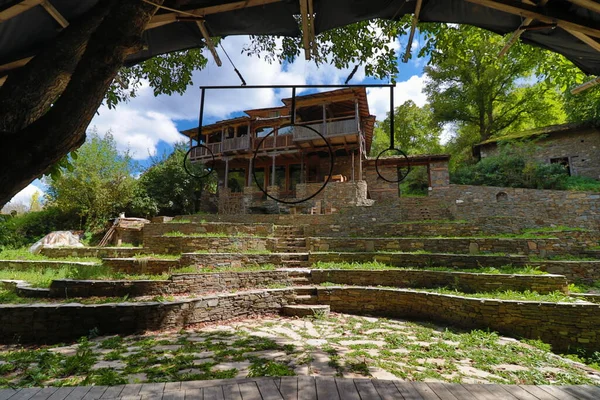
(41, 0, 68, 28)
(195, 20, 222, 66)
(0, 0, 43, 22)
(465, 0, 600, 39)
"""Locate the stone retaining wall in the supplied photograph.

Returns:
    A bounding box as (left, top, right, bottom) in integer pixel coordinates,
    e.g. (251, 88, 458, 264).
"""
(143, 236, 276, 255)
(180, 253, 307, 269)
(40, 247, 142, 259)
(431, 185, 600, 229)
(315, 287, 600, 352)
(311, 269, 567, 294)
(47, 271, 300, 298)
(307, 237, 574, 256)
(0, 289, 294, 344)
(102, 258, 180, 274)
(530, 261, 600, 282)
(143, 222, 274, 241)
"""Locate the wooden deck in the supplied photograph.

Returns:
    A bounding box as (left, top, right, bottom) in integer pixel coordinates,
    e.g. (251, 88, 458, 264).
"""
(1, 377, 599, 400)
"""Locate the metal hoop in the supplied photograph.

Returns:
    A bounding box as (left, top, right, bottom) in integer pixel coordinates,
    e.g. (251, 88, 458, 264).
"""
(183, 144, 216, 179)
(252, 124, 334, 205)
(375, 148, 411, 183)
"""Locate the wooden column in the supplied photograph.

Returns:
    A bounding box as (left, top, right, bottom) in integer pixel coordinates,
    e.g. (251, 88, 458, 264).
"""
(300, 151, 304, 183)
(271, 155, 276, 186)
(322, 104, 327, 135)
(356, 100, 363, 180)
(224, 158, 229, 189)
(247, 157, 253, 187)
(351, 151, 355, 182)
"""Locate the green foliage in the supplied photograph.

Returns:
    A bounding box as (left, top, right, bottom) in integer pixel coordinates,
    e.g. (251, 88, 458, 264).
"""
(0, 207, 79, 249)
(370, 100, 442, 157)
(131, 143, 215, 217)
(451, 142, 573, 190)
(45, 130, 136, 232)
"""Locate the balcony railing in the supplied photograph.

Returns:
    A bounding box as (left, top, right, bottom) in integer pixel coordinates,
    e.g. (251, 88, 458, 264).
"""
(222, 135, 250, 152)
(189, 142, 221, 161)
(254, 134, 294, 151)
(293, 118, 359, 142)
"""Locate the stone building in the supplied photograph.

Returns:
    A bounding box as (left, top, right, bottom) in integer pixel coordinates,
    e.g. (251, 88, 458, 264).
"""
(473, 121, 600, 180)
(181, 88, 450, 213)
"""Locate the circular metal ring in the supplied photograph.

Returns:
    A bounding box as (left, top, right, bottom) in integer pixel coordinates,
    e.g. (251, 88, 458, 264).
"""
(375, 148, 411, 183)
(183, 144, 216, 179)
(252, 124, 334, 205)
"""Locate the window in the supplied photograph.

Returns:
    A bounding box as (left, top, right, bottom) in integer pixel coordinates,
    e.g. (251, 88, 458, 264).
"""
(255, 127, 273, 138)
(550, 157, 571, 176)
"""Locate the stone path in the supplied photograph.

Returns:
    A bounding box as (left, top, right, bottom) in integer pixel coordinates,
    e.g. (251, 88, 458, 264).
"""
(1, 377, 600, 399)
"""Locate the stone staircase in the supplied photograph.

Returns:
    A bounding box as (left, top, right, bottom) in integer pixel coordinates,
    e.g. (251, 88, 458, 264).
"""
(274, 225, 308, 253)
(291, 286, 318, 305)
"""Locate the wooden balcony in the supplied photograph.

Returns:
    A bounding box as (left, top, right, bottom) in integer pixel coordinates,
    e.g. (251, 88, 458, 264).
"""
(222, 135, 251, 152)
(254, 134, 294, 151)
(293, 118, 359, 142)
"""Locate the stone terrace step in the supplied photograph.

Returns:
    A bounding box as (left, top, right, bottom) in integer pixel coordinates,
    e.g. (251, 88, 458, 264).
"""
(282, 304, 330, 317)
(143, 222, 275, 241)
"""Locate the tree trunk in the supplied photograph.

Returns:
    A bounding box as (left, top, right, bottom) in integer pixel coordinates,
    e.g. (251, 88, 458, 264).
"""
(0, 0, 164, 206)
(0, 1, 114, 134)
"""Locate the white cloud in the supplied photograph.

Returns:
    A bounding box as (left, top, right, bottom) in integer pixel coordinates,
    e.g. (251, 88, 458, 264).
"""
(4, 184, 44, 211)
(367, 74, 428, 120)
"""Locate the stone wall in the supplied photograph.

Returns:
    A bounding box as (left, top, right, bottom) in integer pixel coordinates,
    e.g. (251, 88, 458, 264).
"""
(295, 180, 372, 212)
(102, 258, 180, 274)
(431, 185, 600, 229)
(47, 271, 301, 298)
(143, 236, 276, 255)
(315, 287, 600, 352)
(307, 237, 576, 256)
(310, 269, 567, 294)
(40, 247, 142, 259)
(180, 253, 307, 269)
(530, 261, 600, 282)
(143, 222, 274, 241)
(0, 289, 294, 344)
(309, 252, 529, 269)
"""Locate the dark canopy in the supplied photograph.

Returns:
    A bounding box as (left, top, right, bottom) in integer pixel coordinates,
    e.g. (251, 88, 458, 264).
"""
(1, 0, 600, 78)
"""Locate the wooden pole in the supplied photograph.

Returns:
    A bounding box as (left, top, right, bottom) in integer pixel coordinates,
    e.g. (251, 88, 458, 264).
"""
(271, 155, 276, 186)
(247, 157, 253, 186)
(351, 151, 355, 182)
(224, 158, 229, 189)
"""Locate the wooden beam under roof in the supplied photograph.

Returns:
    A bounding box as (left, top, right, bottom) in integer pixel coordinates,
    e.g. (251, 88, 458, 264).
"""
(299, 0, 311, 60)
(568, 29, 600, 52)
(498, 0, 548, 58)
(147, 0, 281, 29)
(403, 0, 423, 63)
(566, 0, 600, 15)
(41, 0, 68, 28)
(0, 0, 43, 22)
(0, 56, 33, 74)
(465, 0, 600, 39)
(195, 20, 222, 66)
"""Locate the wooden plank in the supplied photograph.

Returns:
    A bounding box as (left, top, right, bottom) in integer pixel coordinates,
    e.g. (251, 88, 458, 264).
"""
(81, 386, 108, 400)
(393, 381, 424, 400)
(443, 384, 477, 400)
(567, 29, 600, 52)
(298, 0, 310, 60)
(29, 388, 59, 400)
(221, 384, 242, 400)
(0, 0, 43, 22)
(314, 376, 339, 400)
(481, 385, 519, 400)
(99, 386, 125, 399)
(8, 389, 42, 400)
(160, 391, 185, 400)
(464, 0, 600, 39)
(203, 385, 224, 400)
(558, 385, 600, 400)
(498, 385, 539, 400)
(41, 0, 68, 27)
(459, 385, 496, 400)
(519, 385, 560, 400)
(119, 385, 142, 398)
(371, 379, 404, 400)
(163, 383, 181, 392)
(138, 383, 165, 396)
(278, 377, 297, 400)
(410, 382, 440, 400)
(567, 0, 600, 14)
(538, 385, 580, 400)
(238, 382, 261, 400)
(334, 378, 360, 400)
(46, 387, 75, 400)
(297, 376, 316, 400)
(64, 387, 93, 400)
(403, 0, 423, 62)
(195, 20, 222, 67)
(0, 389, 19, 400)
(354, 379, 382, 400)
(426, 383, 458, 400)
(255, 379, 283, 400)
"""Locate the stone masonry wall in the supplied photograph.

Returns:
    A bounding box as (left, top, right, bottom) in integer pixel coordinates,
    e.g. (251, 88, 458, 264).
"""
(307, 237, 578, 256)
(0, 289, 294, 344)
(143, 236, 276, 255)
(310, 270, 567, 294)
(431, 185, 600, 229)
(315, 287, 600, 352)
(40, 247, 142, 259)
(143, 222, 274, 241)
(47, 271, 300, 298)
(102, 258, 180, 274)
(179, 253, 304, 269)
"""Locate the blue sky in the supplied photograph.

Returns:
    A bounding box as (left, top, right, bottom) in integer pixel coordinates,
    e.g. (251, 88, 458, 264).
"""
(7, 31, 431, 209)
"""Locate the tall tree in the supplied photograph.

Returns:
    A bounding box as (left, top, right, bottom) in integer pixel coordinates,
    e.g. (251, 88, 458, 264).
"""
(45, 130, 135, 231)
(422, 25, 566, 144)
(370, 100, 442, 156)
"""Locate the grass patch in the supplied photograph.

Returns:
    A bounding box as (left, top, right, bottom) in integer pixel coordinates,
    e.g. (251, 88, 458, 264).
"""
(133, 254, 180, 260)
(0, 248, 101, 263)
(163, 231, 266, 238)
(529, 255, 599, 262)
(311, 261, 546, 275)
(420, 288, 576, 303)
